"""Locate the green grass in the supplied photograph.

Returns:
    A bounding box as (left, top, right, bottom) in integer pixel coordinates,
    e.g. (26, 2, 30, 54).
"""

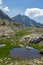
(0, 37, 21, 58)
(30, 44, 43, 50)
(15, 27, 32, 37)
(0, 44, 20, 58)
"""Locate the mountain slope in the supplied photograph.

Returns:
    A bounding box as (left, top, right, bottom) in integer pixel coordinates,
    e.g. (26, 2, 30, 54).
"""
(12, 14, 43, 27)
(0, 10, 11, 21)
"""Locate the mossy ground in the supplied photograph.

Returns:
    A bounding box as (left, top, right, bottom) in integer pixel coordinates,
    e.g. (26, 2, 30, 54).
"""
(0, 27, 43, 57)
(0, 27, 43, 65)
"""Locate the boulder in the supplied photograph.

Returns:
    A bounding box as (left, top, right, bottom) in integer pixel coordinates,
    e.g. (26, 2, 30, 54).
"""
(29, 37, 43, 43)
(20, 33, 43, 44)
(39, 50, 43, 55)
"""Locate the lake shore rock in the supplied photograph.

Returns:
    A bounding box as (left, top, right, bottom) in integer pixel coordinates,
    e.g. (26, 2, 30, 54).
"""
(20, 33, 43, 44)
(39, 50, 43, 55)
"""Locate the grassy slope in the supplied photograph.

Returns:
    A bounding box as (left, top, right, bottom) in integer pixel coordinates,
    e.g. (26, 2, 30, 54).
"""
(30, 44, 43, 50)
(0, 24, 43, 57)
(15, 27, 43, 50)
(0, 37, 21, 57)
(0, 26, 43, 65)
(0, 19, 21, 57)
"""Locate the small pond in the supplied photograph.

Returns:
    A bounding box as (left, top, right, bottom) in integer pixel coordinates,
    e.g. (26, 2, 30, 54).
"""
(0, 44, 5, 47)
(9, 48, 43, 60)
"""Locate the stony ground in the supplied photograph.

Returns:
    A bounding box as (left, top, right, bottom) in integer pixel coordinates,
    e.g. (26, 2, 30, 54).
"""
(0, 26, 14, 36)
(0, 57, 43, 65)
(0, 26, 43, 65)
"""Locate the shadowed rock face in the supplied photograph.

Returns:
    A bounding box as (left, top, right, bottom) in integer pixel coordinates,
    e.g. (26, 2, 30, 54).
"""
(29, 37, 43, 43)
(39, 50, 43, 55)
(0, 10, 11, 21)
(29, 34, 43, 44)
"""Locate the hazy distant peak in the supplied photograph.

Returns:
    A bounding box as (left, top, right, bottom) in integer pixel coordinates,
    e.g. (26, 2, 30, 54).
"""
(12, 14, 43, 27)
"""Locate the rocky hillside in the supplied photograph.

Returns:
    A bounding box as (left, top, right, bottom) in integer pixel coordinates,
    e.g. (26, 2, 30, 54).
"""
(20, 33, 43, 45)
(0, 10, 11, 21)
(12, 14, 43, 27)
(0, 10, 21, 37)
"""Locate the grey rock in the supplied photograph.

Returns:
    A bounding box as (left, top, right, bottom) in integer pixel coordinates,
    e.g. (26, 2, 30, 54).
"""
(21, 34, 43, 44)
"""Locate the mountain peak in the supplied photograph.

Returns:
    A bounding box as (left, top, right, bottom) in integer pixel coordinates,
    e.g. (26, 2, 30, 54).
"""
(12, 14, 43, 27)
(17, 14, 22, 16)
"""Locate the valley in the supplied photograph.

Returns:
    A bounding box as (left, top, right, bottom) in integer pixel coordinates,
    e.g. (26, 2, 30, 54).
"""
(0, 10, 43, 65)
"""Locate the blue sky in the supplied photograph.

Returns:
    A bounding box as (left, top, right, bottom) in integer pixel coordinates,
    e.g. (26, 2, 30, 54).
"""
(0, 0, 43, 23)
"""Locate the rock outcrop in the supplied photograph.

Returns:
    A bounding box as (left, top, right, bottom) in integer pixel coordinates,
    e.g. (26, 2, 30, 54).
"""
(20, 34, 43, 44)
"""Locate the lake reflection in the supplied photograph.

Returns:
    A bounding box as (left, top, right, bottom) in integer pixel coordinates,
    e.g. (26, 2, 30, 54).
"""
(9, 48, 43, 60)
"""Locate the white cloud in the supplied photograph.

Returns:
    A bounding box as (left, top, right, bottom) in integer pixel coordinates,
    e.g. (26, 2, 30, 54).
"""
(25, 8, 43, 18)
(2, 6, 10, 12)
(0, 0, 2, 5)
(0, 0, 10, 12)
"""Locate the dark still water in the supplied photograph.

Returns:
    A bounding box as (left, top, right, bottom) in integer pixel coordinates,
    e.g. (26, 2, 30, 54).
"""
(9, 48, 43, 60)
